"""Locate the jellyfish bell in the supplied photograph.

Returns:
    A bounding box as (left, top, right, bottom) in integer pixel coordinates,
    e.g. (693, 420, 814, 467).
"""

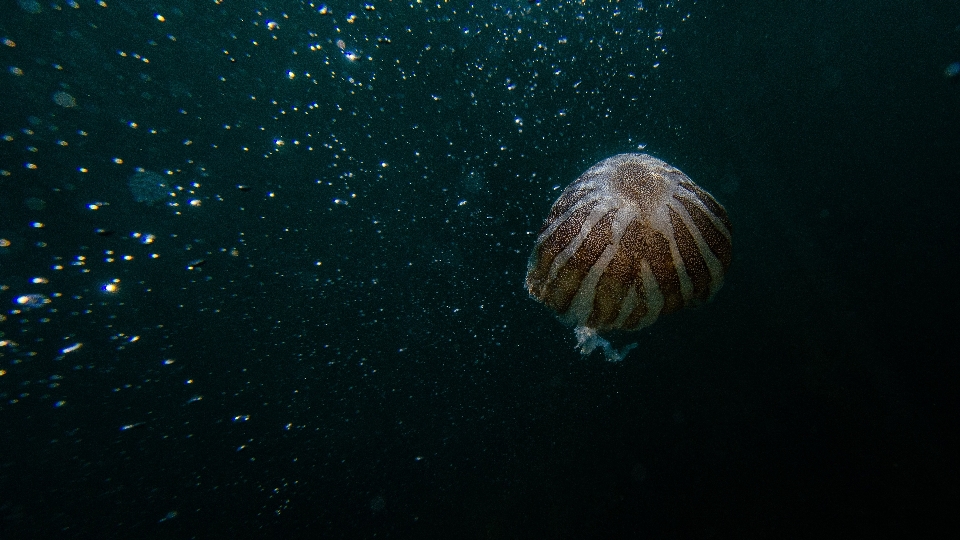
(526, 153, 732, 362)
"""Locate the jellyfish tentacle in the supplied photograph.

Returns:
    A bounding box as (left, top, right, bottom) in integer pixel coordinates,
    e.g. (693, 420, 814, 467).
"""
(574, 326, 638, 362)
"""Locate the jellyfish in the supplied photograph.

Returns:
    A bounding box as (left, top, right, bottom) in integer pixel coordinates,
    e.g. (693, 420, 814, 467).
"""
(526, 153, 732, 361)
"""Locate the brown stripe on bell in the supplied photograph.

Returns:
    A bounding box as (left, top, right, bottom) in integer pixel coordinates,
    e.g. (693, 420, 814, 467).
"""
(526, 153, 732, 362)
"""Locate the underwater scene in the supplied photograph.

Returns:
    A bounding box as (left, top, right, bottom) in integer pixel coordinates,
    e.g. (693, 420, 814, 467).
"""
(1, 0, 959, 537)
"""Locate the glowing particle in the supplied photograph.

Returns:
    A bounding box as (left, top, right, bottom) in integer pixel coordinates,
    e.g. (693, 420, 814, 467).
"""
(15, 294, 49, 308)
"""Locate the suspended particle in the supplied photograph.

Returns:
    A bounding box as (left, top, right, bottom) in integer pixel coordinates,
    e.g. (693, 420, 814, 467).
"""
(14, 294, 50, 308)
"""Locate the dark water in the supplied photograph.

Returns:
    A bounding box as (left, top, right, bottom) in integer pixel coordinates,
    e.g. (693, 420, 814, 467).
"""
(1, 1, 959, 537)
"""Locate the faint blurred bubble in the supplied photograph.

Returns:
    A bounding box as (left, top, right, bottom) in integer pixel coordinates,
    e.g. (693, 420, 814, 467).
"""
(158, 510, 178, 523)
(24, 197, 45, 210)
(18, 0, 41, 14)
(128, 170, 171, 204)
(945, 62, 960, 79)
(52, 91, 77, 108)
(461, 169, 485, 194)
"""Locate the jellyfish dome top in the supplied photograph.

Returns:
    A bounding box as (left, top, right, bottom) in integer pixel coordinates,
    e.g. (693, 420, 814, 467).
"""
(525, 153, 732, 362)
